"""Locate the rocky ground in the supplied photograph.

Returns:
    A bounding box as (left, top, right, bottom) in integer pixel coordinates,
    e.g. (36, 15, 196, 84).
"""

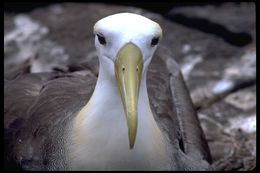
(4, 3, 256, 171)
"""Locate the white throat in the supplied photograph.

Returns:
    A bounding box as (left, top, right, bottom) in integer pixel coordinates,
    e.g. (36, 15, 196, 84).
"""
(67, 60, 170, 170)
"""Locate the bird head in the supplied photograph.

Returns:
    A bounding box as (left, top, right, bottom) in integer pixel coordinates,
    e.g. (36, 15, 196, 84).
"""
(93, 13, 162, 149)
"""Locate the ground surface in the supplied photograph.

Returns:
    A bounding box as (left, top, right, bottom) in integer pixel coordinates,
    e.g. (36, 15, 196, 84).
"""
(4, 2, 256, 171)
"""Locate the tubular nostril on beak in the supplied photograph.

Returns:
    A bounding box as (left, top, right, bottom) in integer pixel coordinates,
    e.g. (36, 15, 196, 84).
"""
(122, 66, 140, 72)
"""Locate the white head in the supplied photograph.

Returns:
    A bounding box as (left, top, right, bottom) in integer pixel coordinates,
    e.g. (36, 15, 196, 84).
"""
(93, 13, 162, 149)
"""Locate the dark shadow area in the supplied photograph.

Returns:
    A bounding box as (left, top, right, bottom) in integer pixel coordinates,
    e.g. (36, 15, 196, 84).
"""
(166, 13, 252, 47)
(4, 131, 22, 171)
(112, 2, 224, 15)
(4, 2, 225, 14)
(4, 2, 53, 13)
(230, 77, 256, 93)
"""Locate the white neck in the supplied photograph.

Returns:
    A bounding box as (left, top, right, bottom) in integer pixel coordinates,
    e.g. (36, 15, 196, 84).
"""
(67, 60, 170, 170)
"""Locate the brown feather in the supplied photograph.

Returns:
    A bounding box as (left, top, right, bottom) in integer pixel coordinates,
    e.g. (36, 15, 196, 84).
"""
(5, 50, 212, 170)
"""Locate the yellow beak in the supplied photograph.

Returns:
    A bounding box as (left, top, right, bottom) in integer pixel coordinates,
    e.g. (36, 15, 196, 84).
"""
(115, 43, 143, 149)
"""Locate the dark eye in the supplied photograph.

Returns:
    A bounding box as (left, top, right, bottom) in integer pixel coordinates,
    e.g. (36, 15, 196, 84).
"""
(97, 34, 106, 45)
(151, 37, 159, 46)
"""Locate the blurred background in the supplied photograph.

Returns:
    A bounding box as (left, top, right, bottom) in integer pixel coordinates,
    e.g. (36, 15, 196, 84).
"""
(4, 2, 256, 171)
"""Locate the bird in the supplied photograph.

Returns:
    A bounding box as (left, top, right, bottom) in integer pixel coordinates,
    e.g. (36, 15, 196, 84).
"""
(4, 13, 213, 171)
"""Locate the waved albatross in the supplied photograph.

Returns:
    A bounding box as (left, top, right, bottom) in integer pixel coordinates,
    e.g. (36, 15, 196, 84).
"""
(4, 13, 212, 170)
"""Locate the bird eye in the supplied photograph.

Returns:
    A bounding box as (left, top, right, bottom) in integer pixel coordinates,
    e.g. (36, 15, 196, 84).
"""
(151, 37, 159, 46)
(97, 34, 106, 45)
